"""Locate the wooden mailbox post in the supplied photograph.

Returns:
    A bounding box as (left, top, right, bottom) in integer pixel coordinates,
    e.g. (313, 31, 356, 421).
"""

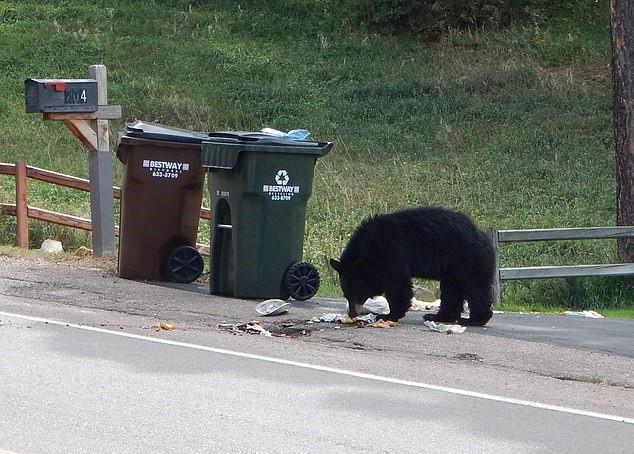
(25, 64, 121, 256)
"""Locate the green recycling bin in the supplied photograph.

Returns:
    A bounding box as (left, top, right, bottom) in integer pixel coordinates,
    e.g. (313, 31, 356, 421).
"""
(202, 133, 333, 300)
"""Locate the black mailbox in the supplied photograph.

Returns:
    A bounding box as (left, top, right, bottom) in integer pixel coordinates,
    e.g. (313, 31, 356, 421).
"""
(24, 78, 98, 113)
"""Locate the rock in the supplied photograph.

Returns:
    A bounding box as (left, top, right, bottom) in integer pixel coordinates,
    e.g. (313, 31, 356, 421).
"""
(40, 239, 63, 254)
(413, 285, 436, 302)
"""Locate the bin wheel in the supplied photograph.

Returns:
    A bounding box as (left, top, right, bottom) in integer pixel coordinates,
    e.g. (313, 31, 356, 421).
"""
(166, 245, 204, 283)
(284, 262, 320, 301)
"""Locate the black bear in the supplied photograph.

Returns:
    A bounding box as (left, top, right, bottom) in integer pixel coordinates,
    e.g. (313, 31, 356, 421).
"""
(329, 206, 495, 326)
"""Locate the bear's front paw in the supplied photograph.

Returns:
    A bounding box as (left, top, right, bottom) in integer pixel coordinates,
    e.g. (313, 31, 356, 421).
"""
(423, 313, 460, 323)
(377, 313, 402, 322)
(458, 317, 489, 327)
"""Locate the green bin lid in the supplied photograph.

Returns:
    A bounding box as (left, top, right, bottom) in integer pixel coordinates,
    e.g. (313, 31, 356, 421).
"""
(202, 132, 333, 170)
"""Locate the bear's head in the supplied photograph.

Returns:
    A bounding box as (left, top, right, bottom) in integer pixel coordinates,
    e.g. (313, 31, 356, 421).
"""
(329, 258, 381, 318)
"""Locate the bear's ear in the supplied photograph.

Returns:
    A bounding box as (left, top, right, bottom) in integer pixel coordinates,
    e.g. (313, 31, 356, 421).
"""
(329, 258, 342, 272)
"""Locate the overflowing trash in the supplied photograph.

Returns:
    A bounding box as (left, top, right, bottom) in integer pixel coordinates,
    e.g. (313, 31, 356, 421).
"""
(261, 127, 311, 141)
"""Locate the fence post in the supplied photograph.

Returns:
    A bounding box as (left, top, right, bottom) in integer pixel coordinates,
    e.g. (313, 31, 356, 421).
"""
(87, 64, 116, 256)
(488, 227, 501, 305)
(15, 160, 28, 248)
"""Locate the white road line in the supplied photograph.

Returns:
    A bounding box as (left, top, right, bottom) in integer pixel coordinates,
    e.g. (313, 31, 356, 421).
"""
(2, 310, 633, 425)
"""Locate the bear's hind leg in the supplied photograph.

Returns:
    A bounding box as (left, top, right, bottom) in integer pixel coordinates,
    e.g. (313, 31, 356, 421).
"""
(423, 280, 463, 324)
(460, 285, 493, 326)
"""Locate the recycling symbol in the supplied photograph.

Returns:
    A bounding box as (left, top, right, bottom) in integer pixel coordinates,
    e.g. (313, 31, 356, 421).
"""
(275, 169, 289, 185)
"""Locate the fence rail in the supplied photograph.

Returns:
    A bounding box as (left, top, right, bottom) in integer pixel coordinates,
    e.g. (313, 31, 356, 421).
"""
(0, 161, 210, 255)
(490, 226, 634, 304)
(497, 227, 634, 242)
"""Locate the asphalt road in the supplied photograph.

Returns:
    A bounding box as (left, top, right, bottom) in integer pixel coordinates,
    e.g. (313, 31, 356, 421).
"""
(1, 313, 633, 454)
(481, 312, 634, 358)
(1, 256, 634, 453)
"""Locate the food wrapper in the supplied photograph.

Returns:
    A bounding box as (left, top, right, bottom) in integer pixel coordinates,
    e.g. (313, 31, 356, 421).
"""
(424, 320, 466, 334)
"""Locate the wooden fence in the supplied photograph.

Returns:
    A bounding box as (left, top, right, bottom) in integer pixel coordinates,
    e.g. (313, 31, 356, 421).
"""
(3, 159, 633, 292)
(0, 161, 211, 255)
(489, 226, 634, 304)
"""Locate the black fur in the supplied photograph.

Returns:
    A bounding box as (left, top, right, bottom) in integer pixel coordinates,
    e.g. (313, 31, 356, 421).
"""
(330, 206, 495, 326)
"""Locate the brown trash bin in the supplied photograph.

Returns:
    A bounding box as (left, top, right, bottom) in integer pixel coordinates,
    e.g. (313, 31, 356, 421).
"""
(116, 122, 206, 282)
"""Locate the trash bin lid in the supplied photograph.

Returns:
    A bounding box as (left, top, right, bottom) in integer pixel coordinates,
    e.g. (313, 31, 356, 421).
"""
(202, 132, 333, 169)
(207, 131, 323, 147)
(125, 121, 210, 144)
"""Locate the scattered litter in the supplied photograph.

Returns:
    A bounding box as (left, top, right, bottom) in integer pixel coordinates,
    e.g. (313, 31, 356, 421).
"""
(219, 320, 310, 338)
(217, 320, 272, 336)
(314, 313, 355, 324)
(311, 313, 399, 328)
(341, 315, 356, 324)
(149, 321, 176, 331)
(363, 295, 443, 314)
(312, 313, 377, 325)
(410, 298, 441, 312)
(256, 299, 291, 316)
(366, 319, 399, 328)
(424, 320, 466, 334)
(355, 313, 377, 324)
(364, 296, 390, 314)
(315, 313, 343, 323)
(563, 310, 604, 319)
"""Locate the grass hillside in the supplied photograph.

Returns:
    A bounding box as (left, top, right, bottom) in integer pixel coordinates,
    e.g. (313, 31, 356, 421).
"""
(0, 0, 631, 309)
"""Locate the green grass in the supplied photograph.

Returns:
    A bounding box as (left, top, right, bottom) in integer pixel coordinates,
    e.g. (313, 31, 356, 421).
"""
(498, 302, 634, 320)
(0, 0, 631, 308)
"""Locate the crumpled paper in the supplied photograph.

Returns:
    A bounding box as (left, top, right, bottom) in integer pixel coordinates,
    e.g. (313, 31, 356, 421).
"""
(364, 296, 390, 314)
(424, 320, 466, 334)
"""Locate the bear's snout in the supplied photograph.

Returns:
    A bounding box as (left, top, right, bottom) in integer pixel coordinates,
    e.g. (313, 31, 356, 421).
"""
(347, 302, 365, 318)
